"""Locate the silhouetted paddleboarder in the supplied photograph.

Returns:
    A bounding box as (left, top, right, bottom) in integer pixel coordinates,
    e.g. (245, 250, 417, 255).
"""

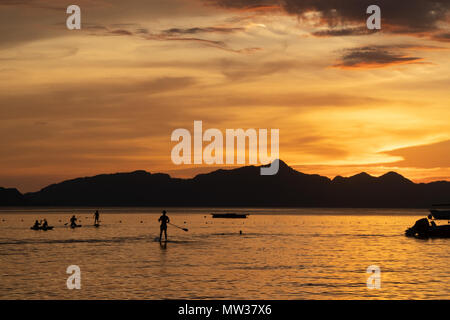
(158, 210, 170, 242)
(94, 210, 100, 225)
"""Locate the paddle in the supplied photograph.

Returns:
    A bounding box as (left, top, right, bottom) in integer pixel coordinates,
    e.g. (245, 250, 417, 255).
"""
(64, 221, 76, 226)
(169, 222, 188, 232)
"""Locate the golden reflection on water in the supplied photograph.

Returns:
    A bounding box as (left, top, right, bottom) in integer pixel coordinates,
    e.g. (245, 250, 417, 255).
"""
(0, 208, 448, 299)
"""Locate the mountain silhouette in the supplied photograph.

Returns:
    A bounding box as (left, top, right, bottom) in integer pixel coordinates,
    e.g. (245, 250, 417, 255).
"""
(1, 160, 449, 207)
(0, 187, 26, 205)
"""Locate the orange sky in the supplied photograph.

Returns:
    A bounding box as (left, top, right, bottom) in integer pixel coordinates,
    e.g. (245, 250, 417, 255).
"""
(0, 0, 449, 192)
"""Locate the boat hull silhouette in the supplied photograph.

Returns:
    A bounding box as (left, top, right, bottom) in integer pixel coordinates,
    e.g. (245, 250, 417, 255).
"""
(429, 209, 450, 220)
(211, 213, 248, 219)
(405, 218, 450, 238)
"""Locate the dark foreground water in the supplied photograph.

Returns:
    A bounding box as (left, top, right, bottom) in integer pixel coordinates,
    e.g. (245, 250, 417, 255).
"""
(0, 207, 448, 299)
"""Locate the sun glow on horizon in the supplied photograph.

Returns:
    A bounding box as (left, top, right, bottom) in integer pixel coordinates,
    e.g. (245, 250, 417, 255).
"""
(0, 0, 449, 192)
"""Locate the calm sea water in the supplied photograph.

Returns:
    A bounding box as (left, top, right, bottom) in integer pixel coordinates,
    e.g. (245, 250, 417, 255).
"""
(0, 207, 448, 300)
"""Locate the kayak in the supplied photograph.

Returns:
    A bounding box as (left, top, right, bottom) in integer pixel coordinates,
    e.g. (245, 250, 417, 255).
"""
(70, 224, 82, 228)
(30, 226, 54, 231)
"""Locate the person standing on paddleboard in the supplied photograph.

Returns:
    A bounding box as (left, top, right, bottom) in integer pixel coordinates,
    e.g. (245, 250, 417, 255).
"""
(94, 210, 100, 225)
(158, 210, 170, 242)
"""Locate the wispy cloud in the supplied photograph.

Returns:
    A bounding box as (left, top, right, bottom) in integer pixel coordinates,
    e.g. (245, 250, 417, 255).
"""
(162, 26, 245, 35)
(85, 23, 262, 54)
(382, 140, 450, 168)
(312, 27, 377, 37)
(332, 45, 443, 69)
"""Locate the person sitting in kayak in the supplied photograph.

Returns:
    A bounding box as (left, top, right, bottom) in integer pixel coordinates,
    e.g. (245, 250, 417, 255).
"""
(33, 220, 40, 229)
(42, 219, 48, 229)
(93, 210, 100, 225)
(70, 215, 78, 227)
(158, 210, 170, 242)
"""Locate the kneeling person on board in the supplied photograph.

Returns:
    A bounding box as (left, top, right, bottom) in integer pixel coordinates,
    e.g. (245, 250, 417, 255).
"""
(158, 210, 170, 242)
(70, 215, 78, 227)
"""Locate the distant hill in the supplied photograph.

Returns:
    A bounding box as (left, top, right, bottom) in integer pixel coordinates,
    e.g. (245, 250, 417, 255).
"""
(1, 160, 449, 207)
(0, 187, 27, 206)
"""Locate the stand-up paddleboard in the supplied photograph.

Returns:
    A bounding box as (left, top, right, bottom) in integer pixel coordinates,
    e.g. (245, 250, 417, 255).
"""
(94, 223, 100, 228)
(70, 224, 82, 229)
(154, 237, 169, 243)
(153, 237, 188, 244)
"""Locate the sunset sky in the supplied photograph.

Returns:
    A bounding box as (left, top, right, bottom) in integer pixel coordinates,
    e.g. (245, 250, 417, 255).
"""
(0, 0, 449, 192)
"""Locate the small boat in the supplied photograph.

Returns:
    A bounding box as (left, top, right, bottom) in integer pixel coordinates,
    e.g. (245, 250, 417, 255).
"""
(70, 224, 82, 228)
(211, 213, 248, 219)
(405, 204, 450, 238)
(405, 219, 450, 238)
(429, 209, 450, 220)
